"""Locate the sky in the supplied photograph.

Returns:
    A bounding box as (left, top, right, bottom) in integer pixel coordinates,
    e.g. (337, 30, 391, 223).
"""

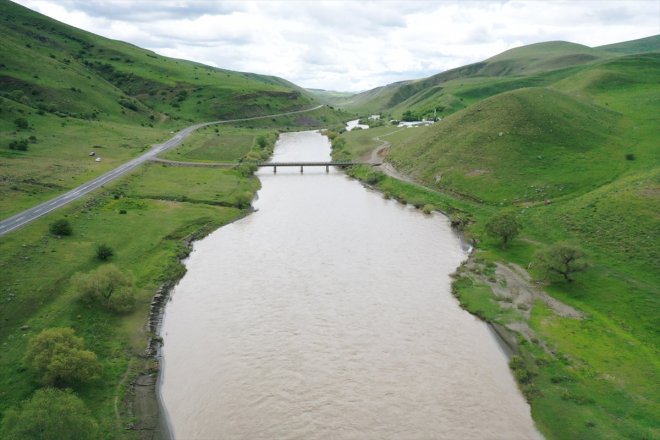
(13, 0, 660, 92)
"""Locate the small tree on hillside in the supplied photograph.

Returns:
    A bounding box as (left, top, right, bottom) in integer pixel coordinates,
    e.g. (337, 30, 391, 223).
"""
(534, 242, 589, 282)
(95, 243, 114, 261)
(485, 211, 522, 247)
(24, 327, 101, 387)
(73, 264, 136, 313)
(1, 388, 99, 440)
(49, 219, 72, 236)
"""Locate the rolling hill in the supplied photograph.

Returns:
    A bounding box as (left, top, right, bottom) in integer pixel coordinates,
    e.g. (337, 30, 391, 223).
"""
(337, 35, 660, 118)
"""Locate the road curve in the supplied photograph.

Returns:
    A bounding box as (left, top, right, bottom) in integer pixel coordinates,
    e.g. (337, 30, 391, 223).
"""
(0, 105, 324, 237)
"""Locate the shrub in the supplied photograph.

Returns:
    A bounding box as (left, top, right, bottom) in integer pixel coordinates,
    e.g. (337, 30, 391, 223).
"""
(14, 117, 29, 129)
(1, 388, 99, 440)
(49, 219, 72, 236)
(364, 169, 386, 185)
(422, 204, 434, 214)
(72, 264, 136, 313)
(236, 162, 258, 177)
(24, 328, 101, 387)
(234, 191, 253, 209)
(8, 139, 29, 151)
(95, 243, 114, 261)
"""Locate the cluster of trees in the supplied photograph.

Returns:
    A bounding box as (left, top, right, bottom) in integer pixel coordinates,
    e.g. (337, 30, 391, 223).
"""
(1, 328, 101, 439)
(485, 211, 589, 282)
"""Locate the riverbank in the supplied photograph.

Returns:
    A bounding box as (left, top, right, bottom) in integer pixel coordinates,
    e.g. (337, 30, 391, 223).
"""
(334, 126, 660, 439)
(131, 207, 257, 440)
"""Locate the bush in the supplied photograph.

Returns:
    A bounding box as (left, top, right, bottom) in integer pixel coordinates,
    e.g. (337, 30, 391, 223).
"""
(14, 117, 29, 129)
(1, 388, 99, 440)
(49, 219, 72, 236)
(72, 264, 136, 313)
(24, 328, 101, 387)
(234, 191, 254, 209)
(8, 139, 29, 151)
(95, 243, 114, 261)
(236, 162, 258, 177)
(364, 169, 386, 185)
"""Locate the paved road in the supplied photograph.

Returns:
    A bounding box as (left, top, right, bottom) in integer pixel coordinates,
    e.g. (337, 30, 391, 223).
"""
(0, 105, 324, 237)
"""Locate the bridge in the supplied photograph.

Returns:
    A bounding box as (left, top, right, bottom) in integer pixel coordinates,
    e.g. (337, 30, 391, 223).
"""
(149, 158, 381, 173)
(256, 161, 379, 173)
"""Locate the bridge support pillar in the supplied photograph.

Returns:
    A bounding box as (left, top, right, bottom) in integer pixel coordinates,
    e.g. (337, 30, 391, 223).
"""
(300, 165, 303, 174)
(326, 165, 329, 173)
(273, 165, 277, 174)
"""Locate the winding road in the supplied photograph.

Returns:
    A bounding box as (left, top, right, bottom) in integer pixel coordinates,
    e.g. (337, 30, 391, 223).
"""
(0, 105, 324, 237)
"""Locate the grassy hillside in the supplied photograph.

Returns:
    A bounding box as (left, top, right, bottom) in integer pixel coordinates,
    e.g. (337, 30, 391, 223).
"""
(0, 0, 350, 218)
(338, 35, 659, 119)
(334, 49, 659, 439)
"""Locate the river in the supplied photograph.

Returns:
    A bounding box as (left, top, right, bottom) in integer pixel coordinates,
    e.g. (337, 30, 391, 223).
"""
(159, 130, 541, 439)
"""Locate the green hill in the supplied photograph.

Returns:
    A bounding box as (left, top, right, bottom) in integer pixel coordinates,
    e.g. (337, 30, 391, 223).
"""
(0, 0, 347, 218)
(338, 46, 659, 439)
(387, 87, 628, 204)
(338, 36, 659, 119)
(0, 0, 317, 124)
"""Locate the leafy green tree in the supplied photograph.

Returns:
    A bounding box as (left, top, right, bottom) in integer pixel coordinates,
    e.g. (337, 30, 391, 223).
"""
(24, 328, 101, 387)
(73, 264, 136, 313)
(49, 219, 72, 236)
(485, 211, 522, 247)
(534, 243, 589, 282)
(1, 388, 99, 440)
(95, 243, 114, 261)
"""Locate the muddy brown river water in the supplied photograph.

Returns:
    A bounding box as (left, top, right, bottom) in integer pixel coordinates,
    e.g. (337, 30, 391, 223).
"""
(159, 131, 541, 439)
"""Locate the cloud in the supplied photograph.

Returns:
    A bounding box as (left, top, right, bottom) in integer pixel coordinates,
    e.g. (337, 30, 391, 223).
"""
(14, 0, 660, 92)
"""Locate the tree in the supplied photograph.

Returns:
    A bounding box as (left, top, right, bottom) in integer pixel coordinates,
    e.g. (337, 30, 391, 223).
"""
(534, 243, 589, 282)
(49, 219, 72, 236)
(95, 243, 114, 261)
(24, 327, 101, 387)
(73, 264, 136, 313)
(485, 211, 522, 247)
(1, 388, 99, 440)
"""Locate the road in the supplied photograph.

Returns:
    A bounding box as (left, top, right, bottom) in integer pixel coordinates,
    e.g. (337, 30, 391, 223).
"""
(0, 105, 324, 237)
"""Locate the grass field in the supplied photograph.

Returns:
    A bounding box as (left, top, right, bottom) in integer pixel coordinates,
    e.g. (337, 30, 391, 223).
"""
(0, 162, 255, 437)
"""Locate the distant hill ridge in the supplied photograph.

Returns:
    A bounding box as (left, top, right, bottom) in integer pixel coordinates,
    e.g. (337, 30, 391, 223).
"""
(324, 35, 659, 116)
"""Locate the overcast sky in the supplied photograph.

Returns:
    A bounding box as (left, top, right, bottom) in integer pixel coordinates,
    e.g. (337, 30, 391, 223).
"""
(13, 0, 660, 92)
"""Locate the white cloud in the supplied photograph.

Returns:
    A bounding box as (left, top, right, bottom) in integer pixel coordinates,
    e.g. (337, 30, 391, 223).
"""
(13, 0, 660, 91)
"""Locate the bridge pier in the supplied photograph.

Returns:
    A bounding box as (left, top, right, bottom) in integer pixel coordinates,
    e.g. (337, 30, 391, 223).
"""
(326, 165, 329, 173)
(300, 165, 303, 174)
(273, 165, 277, 174)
